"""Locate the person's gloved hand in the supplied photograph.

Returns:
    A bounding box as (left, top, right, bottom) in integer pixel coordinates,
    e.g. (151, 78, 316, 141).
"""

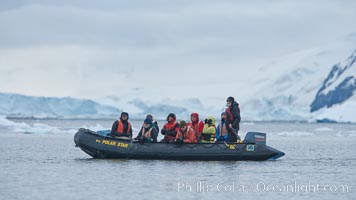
(175, 138, 183, 144)
(138, 136, 144, 144)
(167, 130, 176, 136)
(197, 135, 202, 142)
(161, 129, 167, 135)
(225, 122, 231, 129)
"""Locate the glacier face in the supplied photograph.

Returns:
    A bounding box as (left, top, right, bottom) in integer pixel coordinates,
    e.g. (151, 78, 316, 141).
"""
(0, 93, 120, 118)
(310, 50, 356, 112)
(0, 93, 205, 120)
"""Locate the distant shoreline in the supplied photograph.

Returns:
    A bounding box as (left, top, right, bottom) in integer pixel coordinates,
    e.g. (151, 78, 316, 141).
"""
(6, 117, 354, 124)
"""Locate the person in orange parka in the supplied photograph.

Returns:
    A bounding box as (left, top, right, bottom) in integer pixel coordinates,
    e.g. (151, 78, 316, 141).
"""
(160, 113, 179, 142)
(175, 120, 197, 143)
(187, 112, 204, 139)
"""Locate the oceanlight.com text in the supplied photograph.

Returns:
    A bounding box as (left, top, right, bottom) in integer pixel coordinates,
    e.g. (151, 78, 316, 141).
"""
(176, 181, 349, 193)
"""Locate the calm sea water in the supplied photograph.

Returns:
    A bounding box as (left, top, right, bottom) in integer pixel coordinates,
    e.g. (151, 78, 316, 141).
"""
(0, 119, 355, 200)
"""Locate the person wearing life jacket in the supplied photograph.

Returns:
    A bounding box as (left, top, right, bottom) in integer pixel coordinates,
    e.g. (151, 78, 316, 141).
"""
(135, 117, 158, 143)
(145, 114, 159, 134)
(187, 112, 204, 139)
(225, 96, 241, 142)
(175, 120, 197, 144)
(110, 112, 132, 139)
(201, 116, 216, 143)
(216, 112, 228, 142)
(160, 113, 179, 142)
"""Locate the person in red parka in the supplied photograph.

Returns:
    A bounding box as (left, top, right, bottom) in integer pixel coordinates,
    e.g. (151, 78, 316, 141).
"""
(187, 112, 204, 140)
(160, 113, 179, 142)
(175, 120, 197, 143)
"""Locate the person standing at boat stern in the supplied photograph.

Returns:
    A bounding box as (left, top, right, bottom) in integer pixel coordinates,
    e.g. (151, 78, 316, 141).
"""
(135, 118, 158, 143)
(216, 112, 228, 142)
(225, 96, 241, 142)
(110, 112, 132, 140)
(175, 120, 197, 143)
(160, 113, 179, 142)
(187, 112, 204, 140)
(201, 116, 216, 143)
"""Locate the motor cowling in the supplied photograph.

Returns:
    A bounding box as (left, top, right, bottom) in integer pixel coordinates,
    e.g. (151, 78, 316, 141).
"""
(244, 132, 266, 145)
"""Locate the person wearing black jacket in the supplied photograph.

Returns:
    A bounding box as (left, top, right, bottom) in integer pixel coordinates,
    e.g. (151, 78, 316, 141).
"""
(110, 112, 133, 139)
(225, 96, 241, 142)
(135, 118, 158, 143)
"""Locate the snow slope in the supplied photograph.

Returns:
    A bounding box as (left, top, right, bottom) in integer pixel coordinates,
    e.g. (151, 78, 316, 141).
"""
(309, 50, 356, 122)
(310, 50, 356, 112)
(241, 35, 356, 121)
(96, 95, 220, 120)
(311, 95, 356, 122)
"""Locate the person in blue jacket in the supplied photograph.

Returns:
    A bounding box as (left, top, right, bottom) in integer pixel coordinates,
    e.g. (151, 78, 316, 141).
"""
(216, 112, 228, 142)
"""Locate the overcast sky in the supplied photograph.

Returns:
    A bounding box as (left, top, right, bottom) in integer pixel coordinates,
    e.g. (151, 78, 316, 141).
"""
(0, 0, 355, 99)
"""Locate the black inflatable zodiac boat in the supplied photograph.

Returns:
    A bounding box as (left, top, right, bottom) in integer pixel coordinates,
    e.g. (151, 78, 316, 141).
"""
(74, 128, 285, 161)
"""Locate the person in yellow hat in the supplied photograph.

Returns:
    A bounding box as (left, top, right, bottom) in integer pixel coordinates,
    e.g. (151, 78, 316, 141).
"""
(200, 116, 216, 143)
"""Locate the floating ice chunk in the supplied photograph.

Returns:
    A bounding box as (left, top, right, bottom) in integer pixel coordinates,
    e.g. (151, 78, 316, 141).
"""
(0, 116, 17, 127)
(0, 116, 72, 134)
(314, 127, 334, 132)
(274, 131, 314, 137)
(242, 122, 255, 125)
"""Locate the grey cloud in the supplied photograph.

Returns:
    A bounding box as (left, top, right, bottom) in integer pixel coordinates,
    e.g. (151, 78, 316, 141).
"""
(0, 0, 355, 97)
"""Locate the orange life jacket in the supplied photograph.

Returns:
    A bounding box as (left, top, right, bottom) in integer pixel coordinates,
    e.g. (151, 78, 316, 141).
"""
(117, 120, 131, 134)
(164, 121, 178, 131)
(176, 127, 197, 143)
(187, 121, 204, 136)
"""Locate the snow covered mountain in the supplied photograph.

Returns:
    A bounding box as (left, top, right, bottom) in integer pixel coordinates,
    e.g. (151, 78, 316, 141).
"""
(310, 50, 356, 122)
(0, 35, 355, 122)
(240, 35, 356, 122)
(310, 50, 356, 112)
(0, 93, 120, 118)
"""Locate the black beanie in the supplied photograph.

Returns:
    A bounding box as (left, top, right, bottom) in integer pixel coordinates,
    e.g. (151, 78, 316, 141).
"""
(121, 112, 129, 119)
(227, 96, 234, 102)
(167, 113, 176, 121)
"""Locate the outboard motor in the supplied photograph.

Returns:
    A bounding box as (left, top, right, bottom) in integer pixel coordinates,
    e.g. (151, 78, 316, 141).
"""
(244, 132, 266, 145)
